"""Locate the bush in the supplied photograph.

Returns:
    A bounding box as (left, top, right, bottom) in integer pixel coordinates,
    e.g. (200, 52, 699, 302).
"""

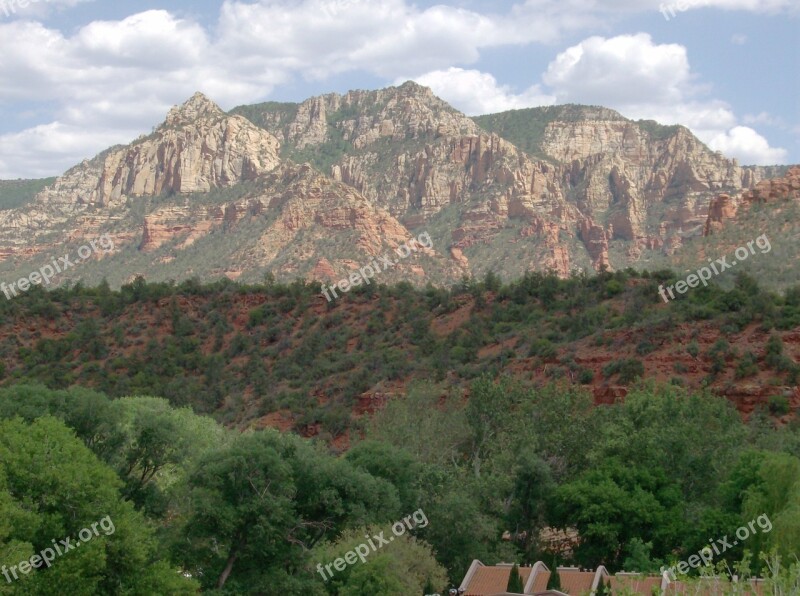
(636, 340, 657, 356)
(768, 395, 791, 416)
(529, 338, 557, 360)
(735, 351, 759, 379)
(766, 334, 784, 368)
(603, 358, 645, 384)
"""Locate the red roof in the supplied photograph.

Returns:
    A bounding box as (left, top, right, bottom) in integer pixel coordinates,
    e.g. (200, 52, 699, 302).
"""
(464, 565, 533, 596)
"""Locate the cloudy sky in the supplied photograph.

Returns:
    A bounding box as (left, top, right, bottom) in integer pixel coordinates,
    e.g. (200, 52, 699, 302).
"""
(0, 0, 797, 178)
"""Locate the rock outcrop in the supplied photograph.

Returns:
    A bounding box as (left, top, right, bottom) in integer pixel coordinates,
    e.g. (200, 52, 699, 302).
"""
(0, 84, 794, 288)
(239, 84, 777, 278)
(704, 166, 800, 236)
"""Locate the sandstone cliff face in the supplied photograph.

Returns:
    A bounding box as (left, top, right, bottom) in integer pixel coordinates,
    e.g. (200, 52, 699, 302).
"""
(269, 82, 480, 151)
(704, 166, 800, 236)
(0, 93, 283, 264)
(243, 84, 777, 277)
(0, 85, 793, 289)
(96, 94, 281, 205)
(128, 161, 454, 284)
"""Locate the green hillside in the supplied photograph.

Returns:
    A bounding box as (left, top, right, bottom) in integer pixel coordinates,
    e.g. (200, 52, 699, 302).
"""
(0, 177, 55, 210)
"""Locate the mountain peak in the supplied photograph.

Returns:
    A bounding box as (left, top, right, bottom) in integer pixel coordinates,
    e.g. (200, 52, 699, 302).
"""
(163, 92, 224, 128)
(396, 80, 433, 95)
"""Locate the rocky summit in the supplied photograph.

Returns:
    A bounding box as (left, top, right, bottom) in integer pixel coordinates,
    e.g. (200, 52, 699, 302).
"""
(0, 82, 793, 289)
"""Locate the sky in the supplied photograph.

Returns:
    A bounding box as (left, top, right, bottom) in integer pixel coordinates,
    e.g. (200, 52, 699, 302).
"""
(0, 0, 797, 179)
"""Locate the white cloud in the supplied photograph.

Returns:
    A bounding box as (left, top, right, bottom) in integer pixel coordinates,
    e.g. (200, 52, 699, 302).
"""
(542, 34, 692, 106)
(707, 126, 788, 165)
(743, 111, 783, 127)
(411, 68, 555, 115)
(539, 33, 788, 165)
(0, 121, 135, 179)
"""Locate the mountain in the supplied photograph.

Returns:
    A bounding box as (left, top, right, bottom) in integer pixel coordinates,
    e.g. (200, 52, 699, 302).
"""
(0, 82, 793, 290)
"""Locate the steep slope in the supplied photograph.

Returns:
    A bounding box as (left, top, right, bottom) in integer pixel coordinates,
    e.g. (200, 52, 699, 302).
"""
(0, 92, 454, 288)
(0, 84, 792, 290)
(659, 166, 800, 291)
(0, 93, 282, 263)
(0, 273, 796, 440)
(234, 84, 784, 278)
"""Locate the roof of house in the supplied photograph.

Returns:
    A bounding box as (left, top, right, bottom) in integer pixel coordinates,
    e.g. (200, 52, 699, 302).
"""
(558, 568, 598, 594)
(459, 560, 765, 595)
(463, 564, 533, 596)
(461, 562, 606, 595)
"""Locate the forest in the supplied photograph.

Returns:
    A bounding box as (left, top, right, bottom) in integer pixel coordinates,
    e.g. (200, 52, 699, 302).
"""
(0, 379, 799, 592)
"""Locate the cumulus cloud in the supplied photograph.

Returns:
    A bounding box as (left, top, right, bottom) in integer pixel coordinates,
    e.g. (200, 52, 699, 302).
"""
(539, 33, 788, 165)
(707, 126, 788, 165)
(0, 0, 584, 177)
(411, 68, 554, 115)
(0, 121, 134, 179)
(542, 34, 693, 106)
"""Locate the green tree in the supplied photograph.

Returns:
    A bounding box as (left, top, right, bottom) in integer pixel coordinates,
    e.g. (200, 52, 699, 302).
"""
(552, 458, 682, 568)
(0, 417, 196, 594)
(547, 566, 562, 591)
(180, 429, 401, 592)
(339, 555, 407, 596)
(312, 525, 447, 595)
(507, 563, 524, 593)
(506, 453, 554, 557)
(466, 377, 521, 477)
(423, 491, 509, 583)
(367, 382, 468, 467)
(622, 538, 661, 573)
(345, 440, 422, 513)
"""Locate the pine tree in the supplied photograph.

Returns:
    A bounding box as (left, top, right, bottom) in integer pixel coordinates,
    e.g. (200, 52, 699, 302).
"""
(507, 563, 524, 593)
(547, 567, 562, 591)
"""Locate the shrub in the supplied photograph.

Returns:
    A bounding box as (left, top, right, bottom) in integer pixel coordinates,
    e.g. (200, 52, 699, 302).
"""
(735, 351, 760, 379)
(636, 338, 658, 356)
(529, 338, 557, 360)
(768, 395, 791, 416)
(766, 334, 784, 368)
(603, 358, 645, 384)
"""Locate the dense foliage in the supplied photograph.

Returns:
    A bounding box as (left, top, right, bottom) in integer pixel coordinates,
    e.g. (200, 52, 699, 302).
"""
(0, 378, 798, 594)
(0, 270, 798, 436)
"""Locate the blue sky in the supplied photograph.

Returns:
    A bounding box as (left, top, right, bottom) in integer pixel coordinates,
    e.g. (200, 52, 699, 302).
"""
(0, 0, 797, 178)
